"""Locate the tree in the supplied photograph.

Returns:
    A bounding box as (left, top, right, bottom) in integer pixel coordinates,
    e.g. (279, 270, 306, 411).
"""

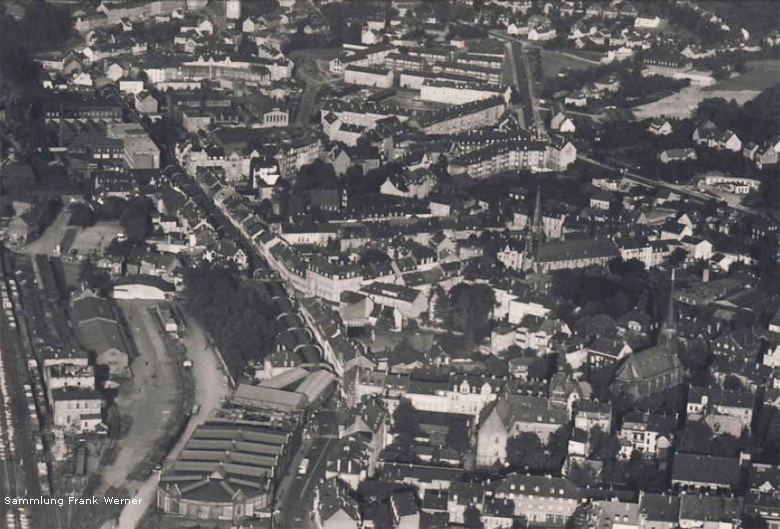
(723, 374, 744, 391)
(237, 36, 258, 57)
(119, 196, 153, 242)
(506, 432, 544, 469)
(545, 426, 571, 468)
(568, 462, 598, 487)
(0, 203, 15, 217)
(433, 286, 453, 327)
(464, 505, 484, 529)
(68, 203, 95, 227)
(448, 283, 496, 341)
(392, 398, 420, 439)
(677, 337, 712, 372)
(446, 421, 471, 453)
(294, 159, 338, 192)
(589, 427, 621, 461)
(97, 196, 127, 221)
(677, 422, 712, 454)
(669, 247, 689, 267)
(105, 239, 136, 259)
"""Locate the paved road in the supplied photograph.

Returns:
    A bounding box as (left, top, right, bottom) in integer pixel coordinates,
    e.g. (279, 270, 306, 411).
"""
(294, 58, 322, 127)
(113, 304, 231, 529)
(502, 42, 526, 130)
(22, 205, 72, 255)
(490, 31, 542, 133)
(276, 409, 340, 529)
(101, 300, 179, 491)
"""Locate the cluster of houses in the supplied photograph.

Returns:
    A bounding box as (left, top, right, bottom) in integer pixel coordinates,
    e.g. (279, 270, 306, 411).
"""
(312, 305, 780, 529)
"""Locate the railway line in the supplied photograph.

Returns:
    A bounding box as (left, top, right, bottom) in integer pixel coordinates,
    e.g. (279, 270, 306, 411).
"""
(0, 248, 63, 529)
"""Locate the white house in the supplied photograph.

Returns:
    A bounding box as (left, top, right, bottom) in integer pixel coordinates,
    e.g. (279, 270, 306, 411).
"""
(551, 112, 575, 133)
(528, 26, 556, 41)
(72, 72, 93, 87)
(507, 22, 529, 35)
(106, 62, 124, 82)
(118, 79, 144, 95)
(361, 27, 379, 45)
(634, 15, 661, 29)
(680, 236, 713, 261)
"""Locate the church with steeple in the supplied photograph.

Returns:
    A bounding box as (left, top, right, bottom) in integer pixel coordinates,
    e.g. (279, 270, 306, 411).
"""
(611, 270, 684, 399)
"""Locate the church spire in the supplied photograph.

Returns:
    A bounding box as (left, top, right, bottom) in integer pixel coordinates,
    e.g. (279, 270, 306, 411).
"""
(659, 268, 678, 352)
(530, 185, 543, 261)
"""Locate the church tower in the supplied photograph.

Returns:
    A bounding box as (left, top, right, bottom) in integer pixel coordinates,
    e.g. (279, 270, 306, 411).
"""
(658, 268, 679, 355)
(528, 185, 544, 272)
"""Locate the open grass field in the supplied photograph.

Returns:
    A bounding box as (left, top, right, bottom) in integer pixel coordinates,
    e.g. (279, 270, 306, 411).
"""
(634, 86, 761, 120)
(69, 221, 123, 255)
(539, 48, 601, 79)
(703, 60, 780, 92)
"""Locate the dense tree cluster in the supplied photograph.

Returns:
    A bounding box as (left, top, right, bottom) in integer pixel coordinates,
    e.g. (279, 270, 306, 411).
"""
(293, 159, 338, 192)
(551, 262, 670, 326)
(435, 283, 496, 342)
(506, 428, 570, 472)
(345, 162, 404, 197)
(676, 421, 750, 458)
(183, 265, 280, 380)
(119, 197, 154, 243)
(601, 455, 669, 492)
(665, 2, 730, 44)
(79, 261, 113, 294)
(696, 86, 780, 145)
(68, 203, 96, 228)
(0, 2, 73, 89)
(685, 1, 780, 40)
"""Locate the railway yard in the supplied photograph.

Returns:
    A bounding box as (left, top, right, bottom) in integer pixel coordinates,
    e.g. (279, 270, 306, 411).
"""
(0, 249, 53, 529)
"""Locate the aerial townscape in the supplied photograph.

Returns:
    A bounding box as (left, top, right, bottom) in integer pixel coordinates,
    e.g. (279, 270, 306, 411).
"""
(0, 0, 779, 529)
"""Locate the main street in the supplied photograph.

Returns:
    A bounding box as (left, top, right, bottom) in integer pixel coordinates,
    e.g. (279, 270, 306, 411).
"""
(276, 408, 340, 529)
(491, 30, 544, 133)
(166, 151, 344, 529)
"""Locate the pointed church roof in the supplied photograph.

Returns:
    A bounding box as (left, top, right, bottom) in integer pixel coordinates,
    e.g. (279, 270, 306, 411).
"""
(613, 344, 681, 383)
(613, 269, 682, 386)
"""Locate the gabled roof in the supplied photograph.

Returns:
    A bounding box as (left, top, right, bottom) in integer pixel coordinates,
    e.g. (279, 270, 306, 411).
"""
(613, 344, 680, 384)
